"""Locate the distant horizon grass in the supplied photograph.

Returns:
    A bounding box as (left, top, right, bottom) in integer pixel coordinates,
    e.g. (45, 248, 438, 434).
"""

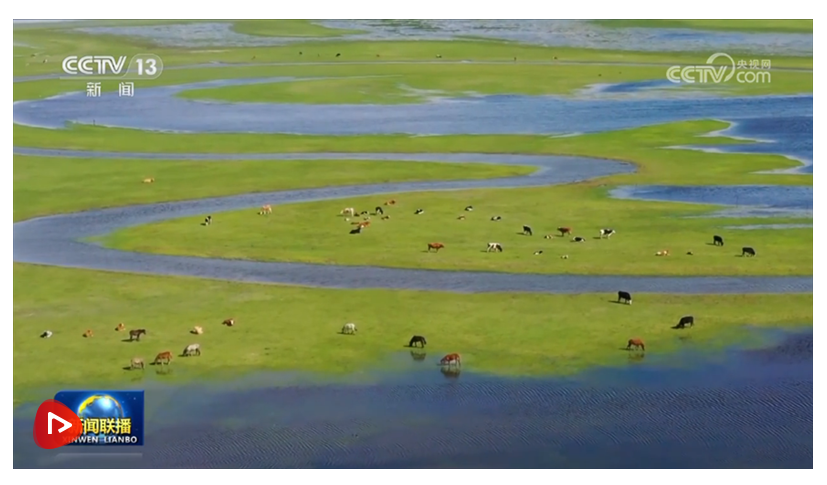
(13, 264, 813, 405)
(590, 19, 814, 34)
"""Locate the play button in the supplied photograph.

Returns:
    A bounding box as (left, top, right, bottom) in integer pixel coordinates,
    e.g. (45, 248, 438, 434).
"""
(48, 412, 72, 434)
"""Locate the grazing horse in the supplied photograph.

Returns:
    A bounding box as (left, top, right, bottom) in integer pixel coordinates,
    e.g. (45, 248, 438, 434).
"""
(182, 343, 201, 357)
(599, 228, 615, 238)
(440, 353, 462, 367)
(259, 204, 272, 215)
(83, 329, 94, 338)
(222, 318, 235, 327)
(340, 207, 356, 217)
(153, 351, 173, 365)
(128, 329, 147, 342)
(414, 209, 425, 215)
(427, 242, 445, 252)
(384, 199, 396, 206)
(713, 235, 724, 246)
(130, 357, 145, 370)
(486, 242, 503, 252)
(673, 315, 694, 329)
(191, 326, 204, 335)
(115, 323, 125, 331)
(742, 247, 756, 257)
(617, 291, 632, 305)
(409, 335, 427, 348)
(142, 177, 155, 184)
(522, 225, 533, 236)
(571, 236, 586, 243)
(374, 206, 384, 215)
(626, 338, 645, 351)
(341, 322, 357, 334)
(41, 330, 53, 338)
(558, 227, 572, 236)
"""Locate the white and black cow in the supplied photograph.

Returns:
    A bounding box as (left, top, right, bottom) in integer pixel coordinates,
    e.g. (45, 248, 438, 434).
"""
(486, 242, 503, 252)
(617, 291, 632, 305)
(599, 228, 616, 238)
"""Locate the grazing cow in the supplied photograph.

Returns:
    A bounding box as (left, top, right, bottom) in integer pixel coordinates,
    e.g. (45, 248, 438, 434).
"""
(560, 254, 569, 259)
(223, 318, 235, 327)
(349, 226, 363, 235)
(375, 206, 384, 215)
(486, 242, 503, 252)
(130, 357, 145, 370)
(115, 323, 125, 331)
(465, 205, 474, 211)
(599, 228, 616, 238)
(440, 353, 462, 366)
(203, 215, 212, 226)
(490, 216, 502, 221)
(713, 235, 724, 246)
(384, 199, 397, 206)
(41, 331, 53, 338)
(436, 54, 443, 58)
(360, 210, 369, 216)
(182, 343, 201, 357)
(427, 242, 445, 252)
(558, 227, 572, 236)
(142, 177, 155, 184)
(409, 335, 427, 348)
(341, 207, 356, 217)
(335, 53, 341, 57)
(153, 351, 173, 365)
(626, 338, 645, 351)
(686, 251, 694, 256)
(457, 215, 466, 220)
(128, 329, 147, 342)
(742, 247, 756, 257)
(544, 234, 555, 239)
(414, 209, 425, 215)
(381, 215, 391, 220)
(341, 322, 357, 335)
(83, 329, 94, 338)
(259, 205, 272, 215)
(655, 249, 670, 256)
(617, 291, 632, 305)
(533, 250, 544, 255)
(522, 225, 533, 236)
(191, 326, 204, 335)
(357, 221, 371, 229)
(572, 236, 586, 243)
(673, 315, 695, 329)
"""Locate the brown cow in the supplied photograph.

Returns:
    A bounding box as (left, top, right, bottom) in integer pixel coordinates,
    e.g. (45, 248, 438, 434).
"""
(83, 329, 94, 338)
(115, 323, 125, 331)
(427, 242, 445, 252)
(440, 353, 462, 366)
(222, 318, 235, 327)
(558, 227, 572, 236)
(626, 338, 645, 351)
(153, 351, 173, 365)
(258, 204, 272, 215)
(384, 199, 397, 206)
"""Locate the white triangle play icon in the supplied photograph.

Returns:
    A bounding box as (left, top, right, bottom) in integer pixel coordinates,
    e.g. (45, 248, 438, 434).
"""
(47, 412, 72, 434)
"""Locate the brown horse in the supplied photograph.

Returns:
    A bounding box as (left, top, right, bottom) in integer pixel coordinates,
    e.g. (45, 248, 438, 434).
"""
(222, 318, 235, 327)
(557, 227, 572, 237)
(83, 329, 94, 338)
(128, 329, 147, 342)
(259, 204, 272, 215)
(115, 323, 125, 331)
(626, 338, 645, 351)
(384, 199, 397, 206)
(153, 351, 172, 365)
(440, 353, 461, 366)
(427, 242, 445, 252)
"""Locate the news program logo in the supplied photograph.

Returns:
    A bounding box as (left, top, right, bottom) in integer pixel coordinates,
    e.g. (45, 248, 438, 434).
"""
(54, 390, 145, 446)
(61, 54, 163, 80)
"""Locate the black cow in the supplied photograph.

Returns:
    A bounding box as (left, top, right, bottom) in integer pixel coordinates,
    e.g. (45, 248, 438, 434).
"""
(523, 225, 533, 236)
(673, 315, 694, 329)
(741, 247, 756, 257)
(335, 53, 341, 57)
(572, 236, 586, 243)
(409, 335, 427, 348)
(375, 206, 384, 215)
(713, 235, 724, 246)
(349, 226, 362, 235)
(617, 291, 632, 305)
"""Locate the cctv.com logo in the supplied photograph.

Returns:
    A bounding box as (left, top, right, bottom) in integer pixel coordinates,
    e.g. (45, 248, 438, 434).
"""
(666, 53, 772, 84)
(60, 54, 164, 80)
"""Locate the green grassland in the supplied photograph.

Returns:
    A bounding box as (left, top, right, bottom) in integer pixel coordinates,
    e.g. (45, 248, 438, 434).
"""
(13, 156, 532, 222)
(591, 19, 813, 34)
(13, 264, 813, 404)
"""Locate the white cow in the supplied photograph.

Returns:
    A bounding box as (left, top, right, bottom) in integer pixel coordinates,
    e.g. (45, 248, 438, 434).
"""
(599, 228, 616, 239)
(342, 322, 357, 334)
(340, 207, 356, 217)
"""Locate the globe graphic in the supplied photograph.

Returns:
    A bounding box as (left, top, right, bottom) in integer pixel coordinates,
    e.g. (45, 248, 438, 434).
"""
(77, 395, 124, 444)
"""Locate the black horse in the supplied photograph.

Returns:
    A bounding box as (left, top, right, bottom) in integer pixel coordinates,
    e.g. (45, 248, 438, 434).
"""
(408, 335, 427, 348)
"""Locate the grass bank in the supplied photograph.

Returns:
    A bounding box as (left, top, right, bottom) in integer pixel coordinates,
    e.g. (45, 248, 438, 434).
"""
(13, 264, 813, 404)
(13, 156, 532, 222)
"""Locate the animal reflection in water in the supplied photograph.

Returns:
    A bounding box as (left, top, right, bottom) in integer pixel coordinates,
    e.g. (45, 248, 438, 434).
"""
(440, 366, 461, 379)
(628, 352, 645, 363)
(409, 350, 427, 362)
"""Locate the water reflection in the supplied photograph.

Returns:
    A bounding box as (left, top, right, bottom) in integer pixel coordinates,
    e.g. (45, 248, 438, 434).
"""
(410, 350, 427, 362)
